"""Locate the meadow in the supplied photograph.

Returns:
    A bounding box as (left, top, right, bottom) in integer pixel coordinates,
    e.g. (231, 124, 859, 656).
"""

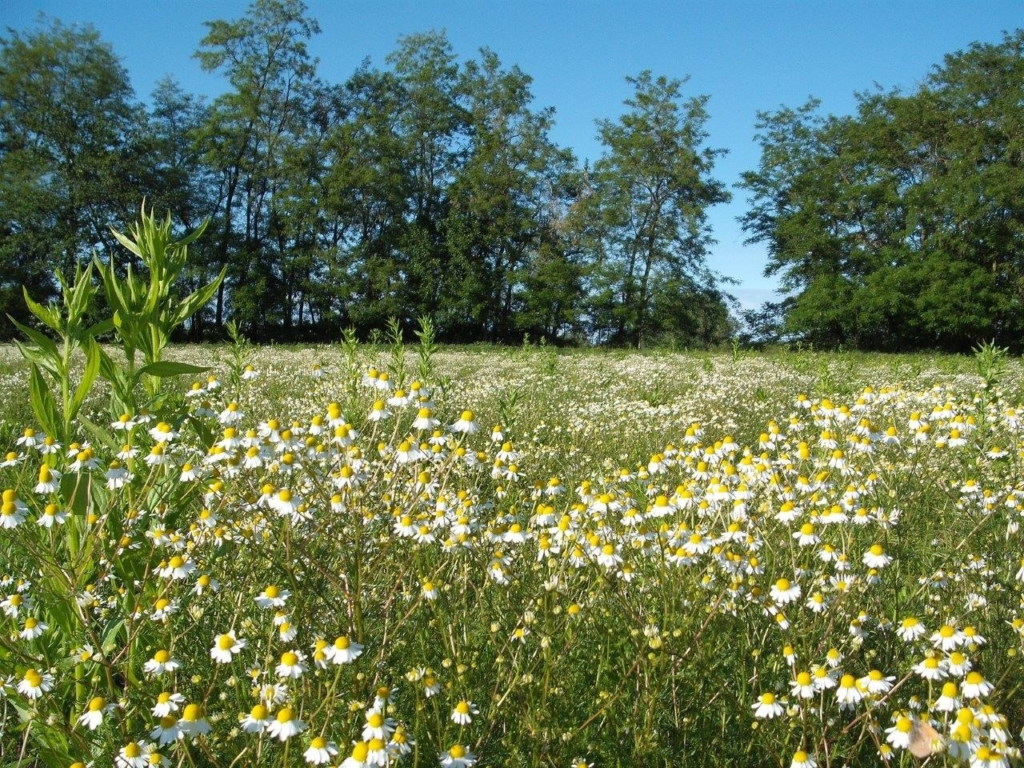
(1, 338, 1023, 767)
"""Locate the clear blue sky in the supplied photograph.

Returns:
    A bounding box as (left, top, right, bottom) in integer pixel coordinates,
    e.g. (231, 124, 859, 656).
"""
(6, 0, 1023, 306)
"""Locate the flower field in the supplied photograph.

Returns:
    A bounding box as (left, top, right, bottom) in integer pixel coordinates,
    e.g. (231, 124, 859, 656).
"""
(2, 340, 1024, 767)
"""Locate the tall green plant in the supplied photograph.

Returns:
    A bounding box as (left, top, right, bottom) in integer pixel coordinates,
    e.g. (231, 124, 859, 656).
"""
(96, 204, 224, 412)
(8, 264, 110, 445)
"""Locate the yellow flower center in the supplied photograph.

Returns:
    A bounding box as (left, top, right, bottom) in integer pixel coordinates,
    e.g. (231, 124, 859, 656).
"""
(351, 742, 369, 760)
(88, 696, 105, 711)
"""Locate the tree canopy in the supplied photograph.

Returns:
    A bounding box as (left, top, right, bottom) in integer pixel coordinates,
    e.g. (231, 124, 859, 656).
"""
(6, 3, 1024, 351)
(0, 1, 735, 346)
(740, 30, 1024, 352)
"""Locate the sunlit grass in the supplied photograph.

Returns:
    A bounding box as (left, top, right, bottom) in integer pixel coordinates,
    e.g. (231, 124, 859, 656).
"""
(1, 342, 1023, 767)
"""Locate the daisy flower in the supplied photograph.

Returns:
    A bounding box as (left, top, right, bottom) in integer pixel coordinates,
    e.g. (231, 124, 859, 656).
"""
(961, 671, 994, 699)
(914, 656, 945, 681)
(790, 671, 816, 699)
(18, 668, 54, 699)
(152, 691, 185, 718)
(860, 669, 895, 695)
(149, 422, 178, 442)
(150, 715, 181, 745)
(752, 692, 785, 719)
(324, 635, 364, 665)
(885, 715, 914, 749)
(440, 743, 477, 767)
(143, 650, 180, 676)
(450, 411, 478, 435)
(1, 592, 29, 618)
(896, 617, 926, 642)
(790, 750, 817, 768)
(19, 616, 47, 640)
(945, 652, 971, 677)
(835, 674, 863, 709)
(115, 741, 150, 768)
(1, 497, 27, 528)
(211, 631, 246, 664)
(34, 464, 61, 494)
(78, 696, 107, 730)
(36, 503, 67, 528)
(178, 703, 212, 737)
(341, 741, 370, 767)
(255, 585, 291, 609)
(362, 708, 395, 741)
(451, 699, 479, 725)
(934, 681, 961, 712)
(276, 650, 307, 679)
(931, 624, 964, 651)
(770, 578, 801, 605)
(267, 707, 307, 741)
(862, 544, 893, 568)
(811, 665, 837, 691)
(389, 725, 414, 757)
(304, 736, 339, 765)
(240, 704, 272, 734)
(158, 555, 195, 581)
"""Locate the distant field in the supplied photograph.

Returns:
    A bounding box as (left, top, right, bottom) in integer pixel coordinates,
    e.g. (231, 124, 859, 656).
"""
(1, 344, 1022, 766)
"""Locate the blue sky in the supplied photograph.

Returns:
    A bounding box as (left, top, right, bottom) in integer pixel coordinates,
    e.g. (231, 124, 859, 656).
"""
(6, 0, 1023, 306)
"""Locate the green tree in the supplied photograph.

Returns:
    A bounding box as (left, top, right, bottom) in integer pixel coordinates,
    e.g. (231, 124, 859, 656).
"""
(319, 65, 414, 333)
(445, 49, 577, 341)
(582, 71, 731, 347)
(741, 30, 1024, 351)
(195, 0, 322, 335)
(0, 18, 146, 332)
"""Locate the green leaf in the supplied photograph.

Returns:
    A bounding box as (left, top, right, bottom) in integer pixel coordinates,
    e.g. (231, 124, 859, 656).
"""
(138, 360, 210, 378)
(22, 287, 62, 331)
(101, 617, 126, 655)
(28, 363, 60, 438)
(173, 268, 226, 325)
(71, 336, 102, 415)
(9, 315, 60, 362)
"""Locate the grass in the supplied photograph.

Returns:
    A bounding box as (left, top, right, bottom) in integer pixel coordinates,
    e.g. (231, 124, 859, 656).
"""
(0, 343, 1022, 767)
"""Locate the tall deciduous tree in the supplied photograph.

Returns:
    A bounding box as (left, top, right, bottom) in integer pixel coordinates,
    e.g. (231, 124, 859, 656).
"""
(583, 71, 731, 347)
(0, 18, 146, 330)
(741, 31, 1024, 351)
(195, 0, 322, 335)
(445, 49, 577, 341)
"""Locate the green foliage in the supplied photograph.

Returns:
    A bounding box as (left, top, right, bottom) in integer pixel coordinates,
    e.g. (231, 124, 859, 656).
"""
(96, 204, 223, 411)
(8, 265, 110, 444)
(0, 18, 147, 332)
(581, 71, 732, 347)
(741, 30, 1024, 351)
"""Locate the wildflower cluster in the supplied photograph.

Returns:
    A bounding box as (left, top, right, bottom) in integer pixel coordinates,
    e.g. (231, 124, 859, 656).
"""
(1, 345, 1023, 766)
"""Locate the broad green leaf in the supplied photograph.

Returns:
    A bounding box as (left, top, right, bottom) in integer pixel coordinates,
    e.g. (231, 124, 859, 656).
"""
(72, 336, 102, 414)
(138, 360, 210, 378)
(9, 315, 60, 362)
(173, 268, 227, 325)
(23, 288, 62, 331)
(28, 363, 60, 438)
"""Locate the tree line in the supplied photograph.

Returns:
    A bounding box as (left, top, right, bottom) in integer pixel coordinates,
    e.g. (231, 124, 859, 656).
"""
(2, 0, 1023, 350)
